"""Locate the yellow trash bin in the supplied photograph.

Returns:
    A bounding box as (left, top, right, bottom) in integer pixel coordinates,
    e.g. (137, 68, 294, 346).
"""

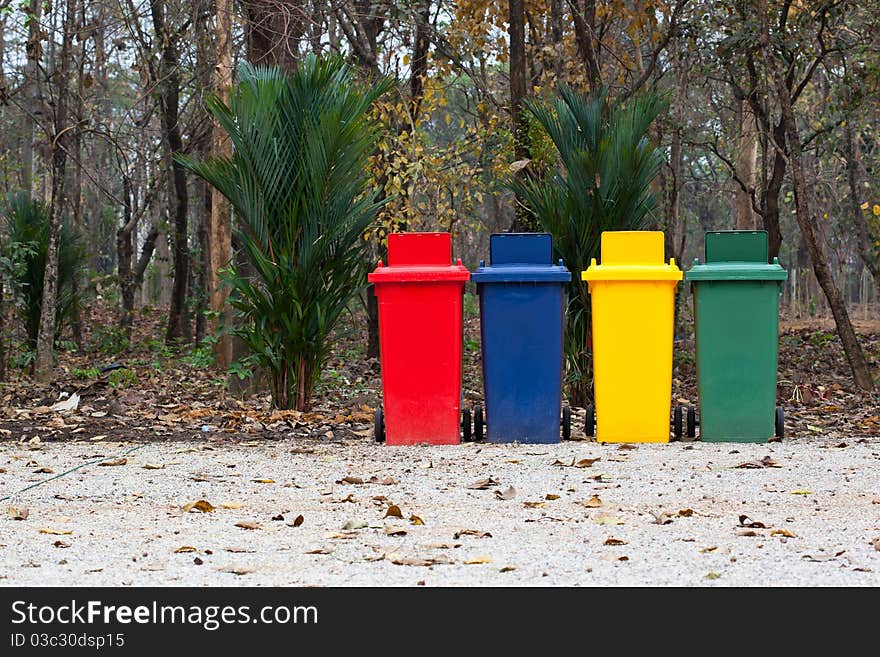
(582, 231, 682, 443)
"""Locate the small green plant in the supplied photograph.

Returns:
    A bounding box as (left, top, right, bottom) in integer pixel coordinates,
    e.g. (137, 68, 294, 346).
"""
(809, 331, 835, 349)
(71, 367, 100, 379)
(182, 344, 216, 369)
(57, 339, 78, 354)
(464, 338, 480, 352)
(2, 191, 87, 349)
(145, 338, 173, 358)
(90, 325, 129, 355)
(108, 368, 137, 388)
(673, 351, 695, 367)
(10, 344, 35, 370)
(227, 358, 255, 382)
(463, 292, 480, 318)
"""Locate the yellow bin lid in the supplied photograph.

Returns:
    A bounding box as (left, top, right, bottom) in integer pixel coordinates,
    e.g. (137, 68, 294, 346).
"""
(581, 231, 682, 283)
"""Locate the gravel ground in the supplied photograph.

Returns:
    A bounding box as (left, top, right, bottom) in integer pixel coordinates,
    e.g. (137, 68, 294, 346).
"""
(1, 436, 878, 586)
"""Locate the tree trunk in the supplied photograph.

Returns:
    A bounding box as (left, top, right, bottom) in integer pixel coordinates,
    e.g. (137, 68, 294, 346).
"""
(150, 0, 190, 343)
(35, 0, 77, 382)
(762, 3, 874, 391)
(759, 121, 786, 261)
(845, 123, 880, 287)
(210, 0, 234, 365)
(569, 0, 601, 90)
(22, 0, 43, 193)
(509, 0, 532, 232)
(735, 98, 759, 230)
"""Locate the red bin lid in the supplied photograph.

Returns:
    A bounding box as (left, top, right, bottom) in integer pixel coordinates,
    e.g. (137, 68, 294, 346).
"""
(368, 232, 470, 283)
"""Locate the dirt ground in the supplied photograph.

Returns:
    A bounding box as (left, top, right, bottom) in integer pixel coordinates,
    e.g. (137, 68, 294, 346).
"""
(0, 302, 878, 586)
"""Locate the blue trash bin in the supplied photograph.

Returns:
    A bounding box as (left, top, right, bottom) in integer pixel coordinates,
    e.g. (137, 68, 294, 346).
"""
(471, 233, 571, 443)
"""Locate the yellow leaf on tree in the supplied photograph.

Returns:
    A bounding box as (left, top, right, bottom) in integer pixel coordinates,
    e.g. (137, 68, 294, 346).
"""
(873, 205, 880, 216)
(860, 202, 870, 210)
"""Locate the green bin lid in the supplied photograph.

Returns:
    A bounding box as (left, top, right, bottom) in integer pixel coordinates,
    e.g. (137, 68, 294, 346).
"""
(685, 230, 788, 282)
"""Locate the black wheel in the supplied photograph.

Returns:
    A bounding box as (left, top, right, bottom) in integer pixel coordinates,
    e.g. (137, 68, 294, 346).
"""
(374, 407, 385, 443)
(584, 404, 595, 437)
(686, 406, 697, 440)
(673, 405, 683, 441)
(473, 405, 484, 442)
(461, 408, 472, 442)
(561, 405, 571, 441)
(775, 406, 784, 439)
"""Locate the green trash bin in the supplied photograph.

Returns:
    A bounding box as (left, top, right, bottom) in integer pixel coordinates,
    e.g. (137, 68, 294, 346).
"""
(685, 230, 788, 442)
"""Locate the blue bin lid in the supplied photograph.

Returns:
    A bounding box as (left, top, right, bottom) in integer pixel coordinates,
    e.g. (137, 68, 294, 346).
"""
(471, 233, 571, 283)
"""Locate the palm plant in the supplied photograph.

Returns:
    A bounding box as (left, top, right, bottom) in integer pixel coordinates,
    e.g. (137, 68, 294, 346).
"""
(512, 87, 668, 406)
(177, 56, 390, 410)
(2, 191, 85, 352)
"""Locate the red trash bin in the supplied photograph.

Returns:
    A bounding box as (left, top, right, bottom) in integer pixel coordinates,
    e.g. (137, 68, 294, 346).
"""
(368, 232, 470, 445)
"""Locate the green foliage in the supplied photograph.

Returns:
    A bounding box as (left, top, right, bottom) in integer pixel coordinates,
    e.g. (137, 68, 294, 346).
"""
(90, 325, 130, 355)
(108, 368, 137, 388)
(512, 87, 668, 405)
(2, 191, 87, 349)
(176, 56, 390, 410)
(71, 367, 100, 379)
(809, 330, 836, 349)
(463, 291, 480, 318)
(181, 342, 216, 369)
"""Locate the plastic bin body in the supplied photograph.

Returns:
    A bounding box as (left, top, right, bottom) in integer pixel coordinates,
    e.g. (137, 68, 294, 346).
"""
(471, 234, 571, 443)
(368, 233, 470, 445)
(582, 231, 682, 443)
(685, 231, 787, 442)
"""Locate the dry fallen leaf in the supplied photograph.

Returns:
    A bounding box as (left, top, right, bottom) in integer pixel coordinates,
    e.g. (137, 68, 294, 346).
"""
(384, 504, 404, 519)
(578, 496, 602, 508)
(738, 515, 766, 529)
(464, 556, 492, 565)
(495, 486, 516, 500)
(99, 458, 127, 467)
(234, 521, 262, 530)
(872, 538, 880, 552)
(7, 507, 29, 520)
(53, 540, 70, 548)
(325, 531, 360, 540)
(545, 494, 560, 501)
(219, 566, 255, 575)
(650, 511, 673, 525)
(700, 546, 718, 553)
(251, 478, 275, 484)
(790, 489, 812, 495)
(183, 500, 215, 513)
(595, 516, 624, 526)
(705, 572, 722, 580)
(771, 529, 796, 538)
(409, 514, 425, 525)
(384, 525, 407, 536)
(735, 456, 780, 469)
(386, 554, 452, 567)
(466, 477, 499, 490)
(218, 502, 244, 510)
(736, 529, 758, 537)
(342, 520, 368, 530)
(34, 466, 54, 474)
(224, 547, 255, 553)
(499, 566, 516, 573)
(39, 528, 72, 535)
(678, 508, 694, 517)
(142, 463, 165, 470)
(337, 476, 364, 485)
(604, 537, 627, 546)
(289, 514, 304, 527)
(802, 551, 845, 562)
(174, 546, 198, 553)
(453, 529, 492, 539)
(523, 501, 546, 509)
